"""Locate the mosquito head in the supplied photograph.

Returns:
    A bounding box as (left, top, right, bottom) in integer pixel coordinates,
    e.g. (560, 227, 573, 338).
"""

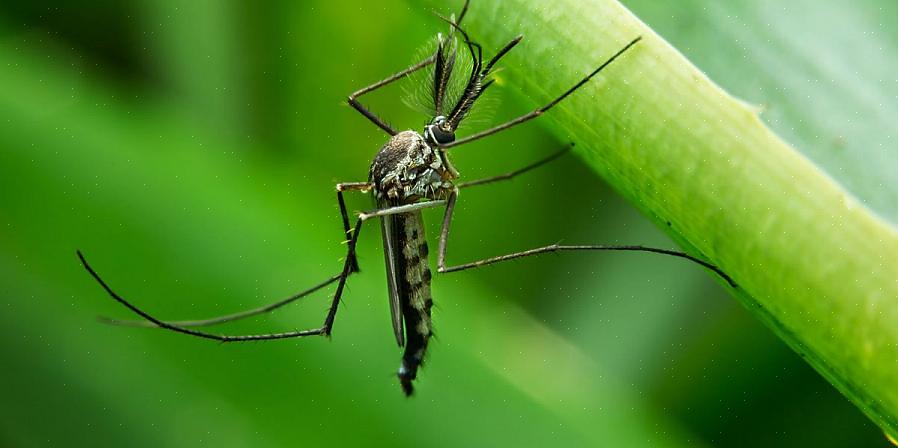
(424, 115, 456, 145)
(427, 14, 523, 145)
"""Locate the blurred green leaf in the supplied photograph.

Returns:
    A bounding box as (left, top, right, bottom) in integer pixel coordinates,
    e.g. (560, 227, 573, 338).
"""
(623, 0, 898, 225)
(411, 0, 898, 441)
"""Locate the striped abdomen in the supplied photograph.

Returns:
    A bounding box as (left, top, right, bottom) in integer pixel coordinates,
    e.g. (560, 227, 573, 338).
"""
(396, 211, 433, 395)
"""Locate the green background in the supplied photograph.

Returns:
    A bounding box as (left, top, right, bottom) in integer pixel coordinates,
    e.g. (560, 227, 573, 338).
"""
(1, 0, 893, 447)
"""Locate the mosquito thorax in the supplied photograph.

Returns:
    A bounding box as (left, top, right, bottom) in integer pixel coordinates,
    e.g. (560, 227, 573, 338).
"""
(369, 130, 459, 203)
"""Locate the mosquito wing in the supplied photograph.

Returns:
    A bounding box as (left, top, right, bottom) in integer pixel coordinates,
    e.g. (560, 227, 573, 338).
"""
(379, 200, 405, 347)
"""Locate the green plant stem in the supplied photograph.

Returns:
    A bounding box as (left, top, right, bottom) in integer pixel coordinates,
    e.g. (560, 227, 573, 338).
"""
(413, 0, 898, 437)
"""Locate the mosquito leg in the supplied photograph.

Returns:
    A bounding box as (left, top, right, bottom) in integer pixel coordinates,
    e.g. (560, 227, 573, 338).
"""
(337, 182, 372, 272)
(348, 0, 471, 135)
(79, 250, 336, 342)
(81, 206, 368, 342)
(99, 272, 344, 328)
(348, 57, 436, 136)
(97, 182, 374, 329)
(80, 201, 374, 341)
(457, 143, 572, 189)
(80, 213, 364, 342)
(81, 199, 449, 341)
(435, 190, 736, 287)
(333, 182, 437, 282)
(441, 244, 736, 287)
(358, 200, 446, 220)
(441, 37, 643, 149)
(437, 189, 461, 273)
(323, 199, 446, 335)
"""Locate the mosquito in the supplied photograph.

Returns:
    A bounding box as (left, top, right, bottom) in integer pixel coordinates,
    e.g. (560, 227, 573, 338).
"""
(78, 0, 735, 396)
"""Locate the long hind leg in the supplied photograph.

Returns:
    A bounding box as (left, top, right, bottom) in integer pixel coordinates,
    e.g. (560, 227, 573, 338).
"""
(99, 181, 374, 329)
(80, 200, 447, 342)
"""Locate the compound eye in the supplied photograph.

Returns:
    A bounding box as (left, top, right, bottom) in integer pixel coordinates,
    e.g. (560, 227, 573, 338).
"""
(428, 116, 455, 144)
(431, 127, 455, 144)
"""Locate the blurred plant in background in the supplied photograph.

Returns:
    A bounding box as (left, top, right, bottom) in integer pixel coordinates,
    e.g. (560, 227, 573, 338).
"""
(0, 0, 894, 447)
